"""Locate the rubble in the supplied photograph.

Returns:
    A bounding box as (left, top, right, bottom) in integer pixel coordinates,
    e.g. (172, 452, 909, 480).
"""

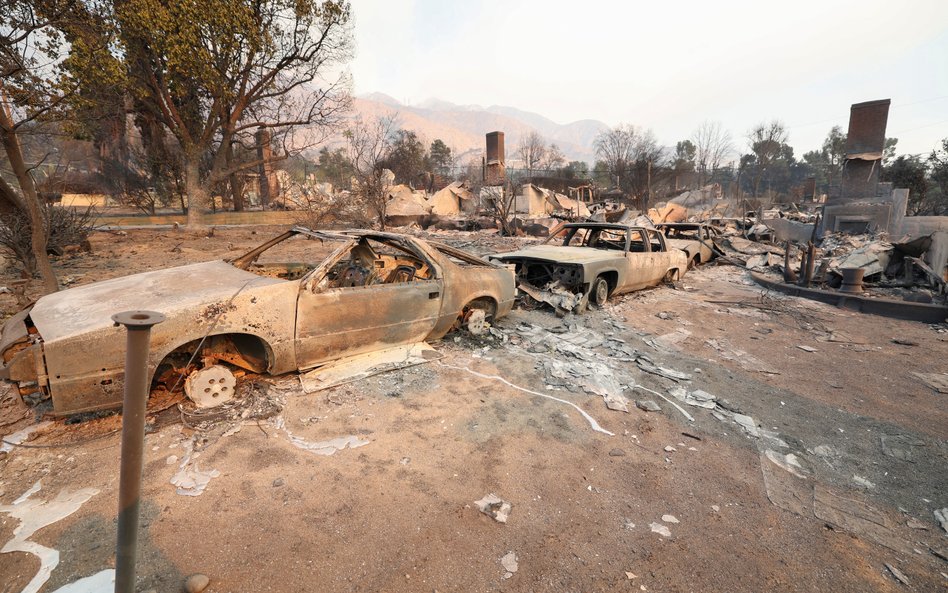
(299, 343, 442, 393)
(884, 563, 910, 586)
(635, 400, 661, 412)
(475, 494, 512, 523)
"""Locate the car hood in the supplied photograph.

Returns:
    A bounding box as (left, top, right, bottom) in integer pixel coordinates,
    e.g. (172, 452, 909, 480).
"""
(493, 245, 626, 265)
(29, 261, 282, 343)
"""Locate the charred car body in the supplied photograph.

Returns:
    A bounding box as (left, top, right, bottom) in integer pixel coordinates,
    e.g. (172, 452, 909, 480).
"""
(654, 223, 722, 267)
(0, 228, 515, 415)
(492, 223, 689, 314)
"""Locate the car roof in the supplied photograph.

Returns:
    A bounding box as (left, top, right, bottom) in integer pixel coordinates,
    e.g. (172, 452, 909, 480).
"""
(289, 226, 419, 243)
(562, 222, 644, 231)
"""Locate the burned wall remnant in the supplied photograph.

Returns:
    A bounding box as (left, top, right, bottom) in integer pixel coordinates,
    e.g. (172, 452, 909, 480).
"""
(484, 131, 506, 186)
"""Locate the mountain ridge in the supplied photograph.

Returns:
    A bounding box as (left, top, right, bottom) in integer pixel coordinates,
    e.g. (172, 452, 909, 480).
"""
(347, 94, 608, 163)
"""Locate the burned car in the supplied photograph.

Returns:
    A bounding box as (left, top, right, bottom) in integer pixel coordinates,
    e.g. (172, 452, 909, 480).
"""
(0, 228, 515, 415)
(491, 223, 688, 314)
(654, 222, 722, 268)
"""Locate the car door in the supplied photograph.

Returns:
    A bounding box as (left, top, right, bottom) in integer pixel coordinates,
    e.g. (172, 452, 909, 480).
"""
(621, 229, 664, 290)
(294, 238, 444, 369)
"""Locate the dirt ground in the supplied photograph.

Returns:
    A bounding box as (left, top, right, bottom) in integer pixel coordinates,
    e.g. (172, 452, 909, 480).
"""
(1, 226, 947, 593)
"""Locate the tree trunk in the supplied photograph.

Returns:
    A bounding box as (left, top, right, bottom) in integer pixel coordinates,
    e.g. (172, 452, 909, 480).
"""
(0, 103, 58, 294)
(184, 157, 206, 228)
(227, 142, 244, 211)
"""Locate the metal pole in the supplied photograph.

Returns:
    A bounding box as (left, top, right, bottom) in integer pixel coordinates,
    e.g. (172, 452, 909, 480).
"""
(111, 310, 165, 593)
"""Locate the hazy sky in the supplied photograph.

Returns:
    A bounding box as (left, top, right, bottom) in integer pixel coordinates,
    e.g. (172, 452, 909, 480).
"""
(349, 0, 948, 160)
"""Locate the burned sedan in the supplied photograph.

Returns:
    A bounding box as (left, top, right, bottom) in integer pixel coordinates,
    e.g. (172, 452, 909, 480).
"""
(654, 222, 722, 268)
(0, 228, 515, 415)
(492, 223, 688, 314)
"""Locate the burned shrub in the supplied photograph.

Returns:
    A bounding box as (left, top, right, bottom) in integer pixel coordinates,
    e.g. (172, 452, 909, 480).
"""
(0, 205, 96, 274)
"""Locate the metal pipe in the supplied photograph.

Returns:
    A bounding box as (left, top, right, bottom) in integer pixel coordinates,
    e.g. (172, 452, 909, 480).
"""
(804, 242, 816, 288)
(111, 310, 165, 593)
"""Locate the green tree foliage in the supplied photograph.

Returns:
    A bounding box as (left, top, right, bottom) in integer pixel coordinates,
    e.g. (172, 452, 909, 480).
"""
(316, 147, 355, 190)
(429, 139, 453, 176)
(743, 121, 796, 197)
(673, 140, 696, 171)
(802, 126, 846, 195)
(105, 0, 353, 226)
(883, 155, 929, 214)
(383, 129, 427, 185)
(560, 160, 590, 179)
(0, 0, 114, 292)
(928, 139, 948, 214)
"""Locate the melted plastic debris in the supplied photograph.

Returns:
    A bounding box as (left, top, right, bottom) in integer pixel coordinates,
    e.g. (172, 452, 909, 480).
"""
(170, 440, 221, 496)
(48, 569, 115, 593)
(0, 481, 100, 593)
(274, 417, 369, 456)
(0, 421, 53, 454)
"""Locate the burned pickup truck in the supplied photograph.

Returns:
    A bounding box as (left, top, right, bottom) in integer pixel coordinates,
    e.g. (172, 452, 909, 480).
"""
(0, 228, 515, 415)
(492, 223, 689, 314)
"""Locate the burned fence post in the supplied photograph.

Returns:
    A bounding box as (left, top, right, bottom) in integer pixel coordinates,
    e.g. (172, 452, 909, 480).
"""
(111, 310, 166, 593)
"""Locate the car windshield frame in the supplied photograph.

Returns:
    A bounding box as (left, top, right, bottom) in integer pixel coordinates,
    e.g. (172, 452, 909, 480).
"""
(543, 223, 633, 253)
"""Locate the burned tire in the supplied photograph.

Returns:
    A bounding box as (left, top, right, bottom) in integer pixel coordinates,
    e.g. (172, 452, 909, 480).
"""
(591, 276, 610, 306)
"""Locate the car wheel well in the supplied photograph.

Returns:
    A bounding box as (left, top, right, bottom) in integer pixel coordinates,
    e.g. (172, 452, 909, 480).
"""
(462, 297, 497, 318)
(598, 271, 619, 293)
(153, 333, 273, 389)
(664, 268, 682, 283)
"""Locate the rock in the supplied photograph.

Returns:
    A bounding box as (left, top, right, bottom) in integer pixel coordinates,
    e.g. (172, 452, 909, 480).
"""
(935, 508, 948, 534)
(661, 514, 679, 524)
(635, 400, 661, 412)
(272, 477, 285, 487)
(732, 414, 760, 438)
(474, 493, 512, 523)
(500, 551, 518, 576)
(608, 448, 627, 457)
(649, 522, 671, 537)
(184, 573, 210, 593)
(664, 445, 676, 452)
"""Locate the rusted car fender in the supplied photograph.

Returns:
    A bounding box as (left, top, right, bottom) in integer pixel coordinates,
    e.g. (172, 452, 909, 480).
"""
(41, 279, 300, 415)
(416, 240, 516, 338)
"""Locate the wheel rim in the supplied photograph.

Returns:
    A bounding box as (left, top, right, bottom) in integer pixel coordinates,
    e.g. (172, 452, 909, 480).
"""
(594, 279, 608, 305)
(184, 364, 237, 408)
(466, 308, 490, 335)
